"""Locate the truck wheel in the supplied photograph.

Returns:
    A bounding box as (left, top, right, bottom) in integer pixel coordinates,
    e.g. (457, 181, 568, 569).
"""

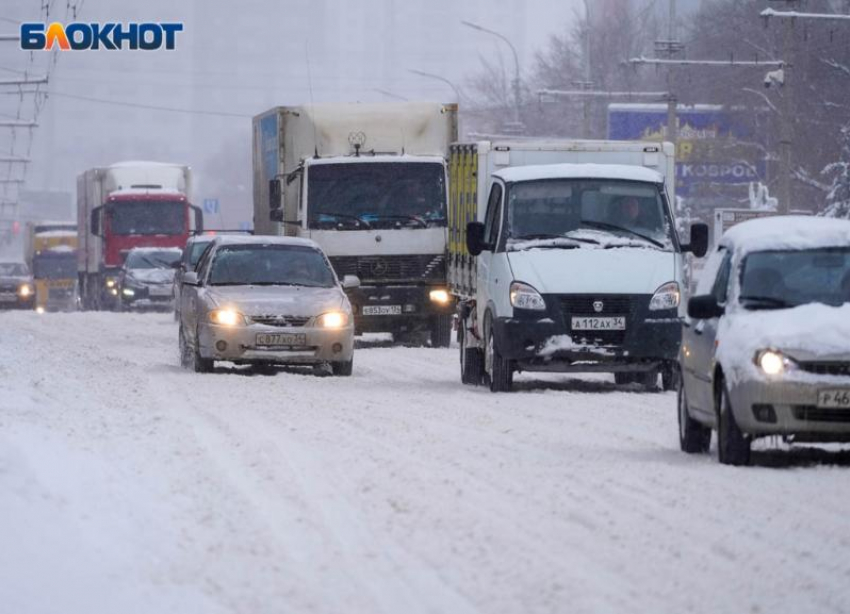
(716, 380, 751, 466)
(332, 358, 353, 376)
(430, 314, 452, 348)
(460, 327, 484, 386)
(615, 372, 635, 385)
(678, 384, 711, 453)
(638, 369, 660, 391)
(484, 314, 513, 393)
(661, 361, 680, 391)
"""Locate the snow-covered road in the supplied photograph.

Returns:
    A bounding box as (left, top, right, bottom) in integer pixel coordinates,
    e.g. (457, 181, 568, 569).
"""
(2, 312, 849, 614)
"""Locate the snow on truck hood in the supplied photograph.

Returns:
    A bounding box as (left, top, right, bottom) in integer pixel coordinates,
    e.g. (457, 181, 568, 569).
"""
(717, 303, 850, 367)
(507, 246, 674, 295)
(208, 285, 345, 317)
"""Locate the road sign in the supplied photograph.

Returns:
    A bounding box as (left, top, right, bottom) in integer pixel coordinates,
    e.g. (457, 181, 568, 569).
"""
(203, 198, 219, 214)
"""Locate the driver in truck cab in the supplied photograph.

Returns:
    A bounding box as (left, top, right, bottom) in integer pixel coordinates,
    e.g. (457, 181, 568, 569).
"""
(613, 195, 662, 232)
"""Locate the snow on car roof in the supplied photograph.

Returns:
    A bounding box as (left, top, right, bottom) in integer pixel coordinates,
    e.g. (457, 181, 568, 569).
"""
(494, 163, 664, 184)
(211, 235, 322, 250)
(720, 215, 850, 254)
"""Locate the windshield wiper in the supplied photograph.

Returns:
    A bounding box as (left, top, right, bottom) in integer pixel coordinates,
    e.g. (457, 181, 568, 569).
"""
(364, 214, 427, 228)
(579, 220, 665, 248)
(315, 212, 372, 229)
(512, 232, 600, 246)
(739, 295, 794, 309)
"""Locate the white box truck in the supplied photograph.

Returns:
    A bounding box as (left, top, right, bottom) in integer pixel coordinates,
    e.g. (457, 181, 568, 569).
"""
(78, 161, 202, 310)
(448, 139, 709, 392)
(252, 102, 458, 346)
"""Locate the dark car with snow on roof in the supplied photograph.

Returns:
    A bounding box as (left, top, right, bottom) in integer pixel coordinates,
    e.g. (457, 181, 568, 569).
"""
(0, 261, 35, 310)
(679, 216, 850, 465)
(117, 247, 183, 311)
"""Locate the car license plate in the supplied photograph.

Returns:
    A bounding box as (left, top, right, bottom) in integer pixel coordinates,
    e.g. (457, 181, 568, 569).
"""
(571, 316, 626, 331)
(817, 389, 850, 409)
(0, 292, 17, 301)
(149, 286, 172, 297)
(362, 305, 402, 316)
(256, 333, 306, 347)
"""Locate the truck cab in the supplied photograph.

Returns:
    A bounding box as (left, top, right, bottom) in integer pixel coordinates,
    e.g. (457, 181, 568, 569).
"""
(450, 141, 708, 392)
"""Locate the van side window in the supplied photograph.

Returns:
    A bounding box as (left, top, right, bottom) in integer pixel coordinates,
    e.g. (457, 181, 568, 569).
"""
(483, 183, 503, 248)
(712, 250, 733, 304)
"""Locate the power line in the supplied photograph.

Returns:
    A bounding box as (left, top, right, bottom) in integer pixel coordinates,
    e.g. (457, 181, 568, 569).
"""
(47, 90, 255, 118)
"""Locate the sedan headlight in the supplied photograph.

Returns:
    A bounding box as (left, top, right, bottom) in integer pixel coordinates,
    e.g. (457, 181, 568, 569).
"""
(18, 283, 33, 298)
(754, 349, 797, 376)
(318, 311, 350, 328)
(510, 281, 546, 311)
(122, 288, 135, 297)
(649, 281, 680, 311)
(105, 278, 116, 288)
(209, 308, 246, 326)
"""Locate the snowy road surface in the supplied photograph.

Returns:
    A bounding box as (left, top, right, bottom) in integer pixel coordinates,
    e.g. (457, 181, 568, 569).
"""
(2, 312, 849, 614)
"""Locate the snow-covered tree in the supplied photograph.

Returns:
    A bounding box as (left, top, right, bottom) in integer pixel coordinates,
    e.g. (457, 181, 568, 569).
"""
(822, 125, 850, 219)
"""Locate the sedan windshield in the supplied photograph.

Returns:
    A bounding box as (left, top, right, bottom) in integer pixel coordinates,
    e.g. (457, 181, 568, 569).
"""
(740, 248, 850, 309)
(110, 201, 186, 236)
(208, 245, 336, 288)
(506, 179, 671, 248)
(126, 250, 181, 270)
(307, 162, 446, 230)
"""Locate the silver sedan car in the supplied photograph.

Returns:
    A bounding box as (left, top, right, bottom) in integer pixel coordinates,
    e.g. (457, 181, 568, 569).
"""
(178, 236, 357, 375)
(679, 216, 850, 465)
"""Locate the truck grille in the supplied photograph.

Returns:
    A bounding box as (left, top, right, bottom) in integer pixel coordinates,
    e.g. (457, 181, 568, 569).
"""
(558, 294, 639, 346)
(250, 315, 311, 327)
(798, 362, 850, 377)
(329, 254, 445, 283)
(792, 406, 850, 423)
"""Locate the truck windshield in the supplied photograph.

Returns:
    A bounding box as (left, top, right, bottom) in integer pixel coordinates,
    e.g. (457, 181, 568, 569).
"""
(110, 201, 186, 236)
(307, 162, 446, 230)
(0, 262, 28, 276)
(208, 245, 336, 288)
(506, 179, 672, 249)
(33, 255, 77, 279)
(739, 248, 850, 309)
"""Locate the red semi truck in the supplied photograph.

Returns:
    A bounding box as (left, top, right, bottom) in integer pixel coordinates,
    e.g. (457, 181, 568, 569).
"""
(77, 161, 203, 310)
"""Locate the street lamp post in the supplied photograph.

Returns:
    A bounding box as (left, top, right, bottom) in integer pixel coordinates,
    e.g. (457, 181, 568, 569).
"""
(408, 69, 462, 102)
(461, 20, 523, 133)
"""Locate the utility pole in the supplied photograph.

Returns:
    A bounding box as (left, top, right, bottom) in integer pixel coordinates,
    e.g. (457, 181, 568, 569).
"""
(580, 0, 594, 138)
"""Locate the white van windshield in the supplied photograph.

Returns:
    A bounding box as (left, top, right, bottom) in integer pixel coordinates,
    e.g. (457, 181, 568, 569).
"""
(506, 179, 672, 249)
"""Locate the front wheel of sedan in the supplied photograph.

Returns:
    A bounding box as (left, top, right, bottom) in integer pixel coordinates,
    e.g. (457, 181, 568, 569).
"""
(180, 325, 213, 373)
(716, 381, 751, 466)
(678, 383, 711, 454)
(332, 358, 353, 376)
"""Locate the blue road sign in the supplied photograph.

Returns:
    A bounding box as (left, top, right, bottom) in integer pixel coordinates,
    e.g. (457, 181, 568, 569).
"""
(203, 198, 219, 214)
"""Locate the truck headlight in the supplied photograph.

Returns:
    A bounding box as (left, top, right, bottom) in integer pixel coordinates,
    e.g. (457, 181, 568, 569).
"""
(209, 308, 245, 326)
(429, 289, 450, 304)
(318, 311, 349, 328)
(18, 283, 33, 298)
(755, 349, 796, 376)
(649, 281, 680, 311)
(510, 281, 546, 311)
(105, 278, 116, 288)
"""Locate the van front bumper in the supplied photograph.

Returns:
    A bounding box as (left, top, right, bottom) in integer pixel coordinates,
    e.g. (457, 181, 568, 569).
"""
(492, 297, 681, 372)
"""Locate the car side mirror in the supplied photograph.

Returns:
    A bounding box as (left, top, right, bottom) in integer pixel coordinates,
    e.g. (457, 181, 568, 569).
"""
(688, 294, 724, 320)
(270, 209, 285, 222)
(683, 222, 709, 258)
(183, 271, 200, 286)
(466, 221, 488, 256)
(269, 178, 282, 211)
(342, 274, 360, 289)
